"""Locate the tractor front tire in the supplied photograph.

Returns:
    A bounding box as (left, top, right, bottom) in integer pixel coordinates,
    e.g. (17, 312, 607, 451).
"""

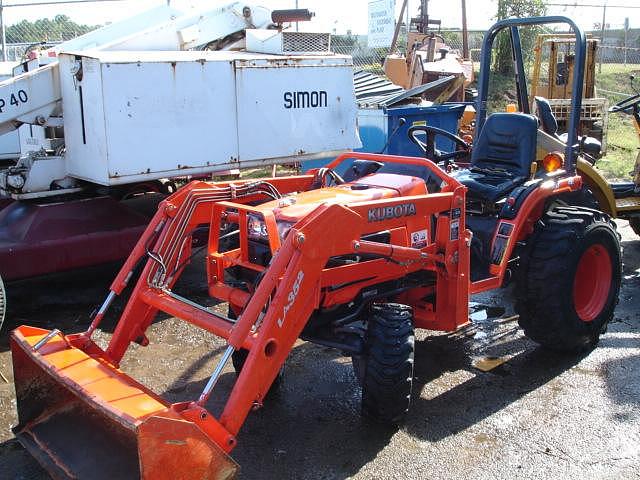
(360, 303, 414, 425)
(516, 206, 621, 352)
(227, 306, 283, 396)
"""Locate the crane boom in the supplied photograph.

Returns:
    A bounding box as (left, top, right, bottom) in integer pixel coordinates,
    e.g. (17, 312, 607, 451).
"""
(0, 4, 359, 199)
(0, 2, 273, 136)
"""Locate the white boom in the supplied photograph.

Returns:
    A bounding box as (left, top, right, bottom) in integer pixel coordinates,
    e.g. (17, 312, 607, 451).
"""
(0, 2, 272, 139)
(0, 4, 360, 198)
(50, 2, 272, 52)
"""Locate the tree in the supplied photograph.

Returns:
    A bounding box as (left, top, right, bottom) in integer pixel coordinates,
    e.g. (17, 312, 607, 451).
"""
(6, 15, 100, 44)
(494, 0, 546, 75)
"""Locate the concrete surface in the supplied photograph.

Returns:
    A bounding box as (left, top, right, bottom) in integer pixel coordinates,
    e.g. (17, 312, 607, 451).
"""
(0, 221, 638, 480)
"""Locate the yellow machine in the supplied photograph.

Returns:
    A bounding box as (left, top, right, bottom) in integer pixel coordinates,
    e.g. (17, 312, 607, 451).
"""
(536, 88, 640, 234)
(530, 34, 609, 153)
(383, 0, 472, 101)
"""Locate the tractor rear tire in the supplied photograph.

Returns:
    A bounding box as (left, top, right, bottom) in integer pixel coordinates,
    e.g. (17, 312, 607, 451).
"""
(360, 303, 414, 425)
(629, 217, 640, 236)
(0, 274, 5, 332)
(516, 206, 621, 352)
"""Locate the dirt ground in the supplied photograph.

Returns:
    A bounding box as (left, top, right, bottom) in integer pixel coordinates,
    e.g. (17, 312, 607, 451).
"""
(0, 221, 638, 480)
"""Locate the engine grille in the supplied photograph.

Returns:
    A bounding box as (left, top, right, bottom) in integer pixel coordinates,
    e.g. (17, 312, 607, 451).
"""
(281, 32, 331, 54)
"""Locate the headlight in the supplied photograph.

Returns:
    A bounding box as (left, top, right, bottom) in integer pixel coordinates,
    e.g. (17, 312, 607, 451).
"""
(276, 220, 296, 241)
(247, 213, 268, 241)
(247, 214, 297, 243)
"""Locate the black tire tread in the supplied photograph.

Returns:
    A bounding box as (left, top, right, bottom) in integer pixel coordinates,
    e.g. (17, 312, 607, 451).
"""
(516, 206, 621, 351)
(361, 303, 414, 424)
(228, 306, 283, 395)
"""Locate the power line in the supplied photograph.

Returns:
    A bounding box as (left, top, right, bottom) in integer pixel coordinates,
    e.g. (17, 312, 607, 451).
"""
(2, 0, 130, 7)
(546, 3, 640, 8)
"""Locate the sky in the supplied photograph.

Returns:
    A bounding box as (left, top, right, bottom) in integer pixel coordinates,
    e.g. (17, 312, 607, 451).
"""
(2, 0, 639, 34)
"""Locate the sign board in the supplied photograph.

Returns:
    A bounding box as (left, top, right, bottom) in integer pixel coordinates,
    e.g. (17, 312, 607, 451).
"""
(368, 0, 395, 48)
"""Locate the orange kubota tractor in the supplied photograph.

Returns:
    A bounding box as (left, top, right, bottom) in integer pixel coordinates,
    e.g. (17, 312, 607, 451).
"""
(10, 16, 622, 480)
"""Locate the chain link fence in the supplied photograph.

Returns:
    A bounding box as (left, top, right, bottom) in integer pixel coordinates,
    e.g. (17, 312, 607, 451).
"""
(595, 45, 640, 179)
(0, 0, 160, 60)
(330, 29, 486, 76)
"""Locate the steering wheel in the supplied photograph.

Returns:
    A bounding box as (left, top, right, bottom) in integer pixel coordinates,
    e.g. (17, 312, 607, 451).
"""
(311, 167, 345, 188)
(609, 92, 640, 113)
(408, 125, 471, 168)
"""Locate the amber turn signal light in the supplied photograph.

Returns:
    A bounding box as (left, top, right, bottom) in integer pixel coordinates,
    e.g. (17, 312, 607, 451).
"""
(542, 152, 564, 173)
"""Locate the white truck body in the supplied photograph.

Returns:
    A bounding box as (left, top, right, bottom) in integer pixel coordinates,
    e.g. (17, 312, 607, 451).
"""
(53, 50, 358, 186)
(0, 62, 46, 160)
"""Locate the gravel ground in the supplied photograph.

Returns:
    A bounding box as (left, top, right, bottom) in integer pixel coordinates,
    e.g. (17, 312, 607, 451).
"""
(0, 221, 638, 480)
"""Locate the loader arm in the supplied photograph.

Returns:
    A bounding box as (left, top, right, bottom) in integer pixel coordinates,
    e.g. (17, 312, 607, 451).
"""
(10, 153, 470, 478)
(51, 2, 272, 53)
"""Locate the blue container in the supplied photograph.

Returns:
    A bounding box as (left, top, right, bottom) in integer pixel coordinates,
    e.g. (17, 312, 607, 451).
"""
(385, 103, 466, 156)
(302, 103, 466, 172)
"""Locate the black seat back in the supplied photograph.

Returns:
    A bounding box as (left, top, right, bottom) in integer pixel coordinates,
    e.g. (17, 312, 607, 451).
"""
(534, 96, 559, 136)
(471, 112, 538, 177)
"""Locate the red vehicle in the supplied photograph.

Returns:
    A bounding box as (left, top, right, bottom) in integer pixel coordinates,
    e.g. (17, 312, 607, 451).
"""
(9, 16, 622, 479)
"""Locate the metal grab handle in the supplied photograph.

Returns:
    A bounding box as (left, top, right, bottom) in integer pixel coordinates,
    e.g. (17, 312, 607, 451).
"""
(33, 329, 68, 352)
(197, 345, 235, 406)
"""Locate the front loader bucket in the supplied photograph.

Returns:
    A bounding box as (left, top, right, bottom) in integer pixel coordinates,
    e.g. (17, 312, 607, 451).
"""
(10, 326, 238, 480)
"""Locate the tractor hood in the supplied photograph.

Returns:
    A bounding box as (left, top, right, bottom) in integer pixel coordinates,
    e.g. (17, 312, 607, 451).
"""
(261, 173, 428, 223)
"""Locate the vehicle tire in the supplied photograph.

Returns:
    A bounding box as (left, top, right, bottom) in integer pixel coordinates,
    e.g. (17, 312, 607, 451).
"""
(359, 303, 414, 425)
(231, 349, 283, 395)
(0, 274, 5, 332)
(629, 216, 640, 236)
(516, 206, 621, 352)
(228, 306, 283, 395)
(561, 186, 600, 210)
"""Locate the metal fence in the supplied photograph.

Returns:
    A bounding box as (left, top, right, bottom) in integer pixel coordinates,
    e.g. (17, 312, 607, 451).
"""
(331, 29, 486, 75)
(593, 46, 639, 178)
(0, 0, 161, 60)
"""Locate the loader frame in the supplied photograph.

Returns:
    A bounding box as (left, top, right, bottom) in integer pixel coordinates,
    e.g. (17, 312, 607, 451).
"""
(11, 149, 583, 480)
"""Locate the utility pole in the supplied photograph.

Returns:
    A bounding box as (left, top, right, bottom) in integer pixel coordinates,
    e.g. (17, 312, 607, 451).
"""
(461, 0, 469, 60)
(598, 3, 606, 73)
(0, 0, 5, 62)
(389, 0, 409, 55)
(624, 17, 629, 66)
(295, 0, 299, 32)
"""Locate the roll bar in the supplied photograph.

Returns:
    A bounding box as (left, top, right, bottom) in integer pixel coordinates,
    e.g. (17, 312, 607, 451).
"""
(475, 16, 587, 174)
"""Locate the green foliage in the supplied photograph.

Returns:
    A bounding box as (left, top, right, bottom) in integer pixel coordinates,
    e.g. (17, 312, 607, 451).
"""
(594, 64, 640, 180)
(6, 15, 100, 43)
(440, 30, 462, 46)
(332, 34, 357, 49)
(494, 0, 546, 75)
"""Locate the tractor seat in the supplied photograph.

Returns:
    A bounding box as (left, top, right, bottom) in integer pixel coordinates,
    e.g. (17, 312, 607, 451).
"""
(534, 96, 602, 158)
(453, 112, 538, 203)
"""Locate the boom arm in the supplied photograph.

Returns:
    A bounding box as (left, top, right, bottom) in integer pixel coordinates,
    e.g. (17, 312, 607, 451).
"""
(0, 64, 61, 136)
(52, 2, 272, 53)
(0, 2, 273, 135)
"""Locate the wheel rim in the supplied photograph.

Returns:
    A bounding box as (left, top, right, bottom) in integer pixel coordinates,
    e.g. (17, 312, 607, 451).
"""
(573, 244, 612, 322)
